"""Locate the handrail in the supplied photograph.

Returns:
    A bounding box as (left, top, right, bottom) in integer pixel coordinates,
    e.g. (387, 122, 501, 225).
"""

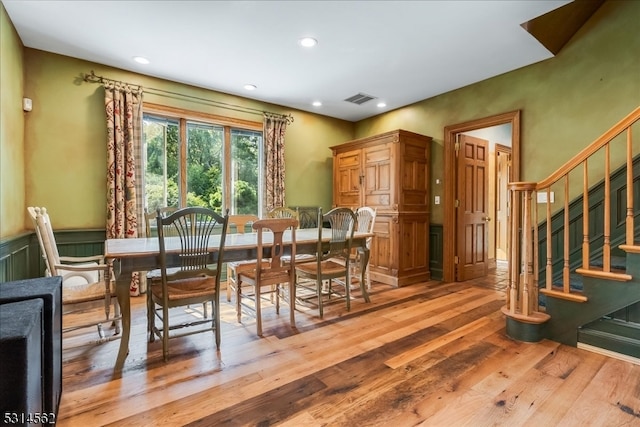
(504, 106, 640, 324)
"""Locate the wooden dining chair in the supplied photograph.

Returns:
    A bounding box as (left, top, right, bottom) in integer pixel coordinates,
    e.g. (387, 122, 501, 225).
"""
(27, 206, 121, 342)
(144, 207, 178, 237)
(266, 207, 299, 221)
(236, 217, 298, 336)
(295, 207, 370, 318)
(353, 207, 377, 289)
(225, 214, 262, 303)
(148, 207, 228, 361)
(145, 206, 213, 316)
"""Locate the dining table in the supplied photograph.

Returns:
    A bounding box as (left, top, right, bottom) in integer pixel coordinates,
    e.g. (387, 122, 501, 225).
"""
(104, 227, 373, 373)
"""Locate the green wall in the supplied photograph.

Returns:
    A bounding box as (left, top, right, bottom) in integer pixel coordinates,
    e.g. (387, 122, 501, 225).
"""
(354, 0, 640, 224)
(2, 0, 639, 238)
(0, 3, 26, 238)
(19, 50, 352, 232)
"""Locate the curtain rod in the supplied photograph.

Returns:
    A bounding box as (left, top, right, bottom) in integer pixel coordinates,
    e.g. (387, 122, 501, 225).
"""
(83, 70, 293, 124)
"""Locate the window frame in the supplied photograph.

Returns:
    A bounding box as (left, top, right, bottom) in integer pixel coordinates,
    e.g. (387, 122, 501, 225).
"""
(143, 102, 264, 215)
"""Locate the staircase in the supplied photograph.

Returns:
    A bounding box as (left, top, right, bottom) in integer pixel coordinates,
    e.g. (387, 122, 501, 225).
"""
(544, 249, 640, 349)
(502, 106, 640, 350)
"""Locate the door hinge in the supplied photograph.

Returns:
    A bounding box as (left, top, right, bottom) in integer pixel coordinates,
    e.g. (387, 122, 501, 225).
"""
(454, 256, 459, 264)
(455, 199, 460, 208)
(454, 141, 460, 156)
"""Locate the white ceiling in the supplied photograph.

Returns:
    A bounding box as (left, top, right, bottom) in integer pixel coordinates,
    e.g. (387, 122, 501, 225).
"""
(3, 0, 570, 122)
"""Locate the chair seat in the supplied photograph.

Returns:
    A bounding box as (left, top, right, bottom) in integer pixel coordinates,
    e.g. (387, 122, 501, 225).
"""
(150, 276, 216, 301)
(56, 262, 116, 304)
(296, 259, 349, 277)
(146, 266, 189, 281)
(62, 280, 114, 304)
(229, 260, 270, 271)
(239, 268, 293, 284)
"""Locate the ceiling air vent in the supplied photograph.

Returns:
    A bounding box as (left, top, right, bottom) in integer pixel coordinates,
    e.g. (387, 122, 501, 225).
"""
(344, 93, 377, 105)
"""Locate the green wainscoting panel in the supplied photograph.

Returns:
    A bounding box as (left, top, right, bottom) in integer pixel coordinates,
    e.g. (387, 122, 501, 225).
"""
(429, 224, 443, 281)
(0, 232, 35, 282)
(537, 155, 640, 286)
(0, 229, 107, 283)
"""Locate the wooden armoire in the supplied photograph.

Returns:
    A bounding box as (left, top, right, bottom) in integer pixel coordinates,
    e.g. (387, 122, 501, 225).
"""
(330, 129, 432, 287)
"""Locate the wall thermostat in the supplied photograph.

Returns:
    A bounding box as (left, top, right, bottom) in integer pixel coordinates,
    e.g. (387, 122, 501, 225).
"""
(23, 97, 32, 112)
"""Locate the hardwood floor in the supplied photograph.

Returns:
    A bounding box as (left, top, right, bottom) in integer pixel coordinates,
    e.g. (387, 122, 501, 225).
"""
(58, 266, 640, 426)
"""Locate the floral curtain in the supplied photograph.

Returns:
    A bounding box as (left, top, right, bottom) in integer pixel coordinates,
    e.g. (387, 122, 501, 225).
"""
(105, 82, 145, 296)
(264, 114, 289, 211)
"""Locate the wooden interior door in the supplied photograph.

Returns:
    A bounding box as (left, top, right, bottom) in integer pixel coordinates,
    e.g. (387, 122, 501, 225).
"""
(495, 144, 511, 261)
(456, 134, 489, 281)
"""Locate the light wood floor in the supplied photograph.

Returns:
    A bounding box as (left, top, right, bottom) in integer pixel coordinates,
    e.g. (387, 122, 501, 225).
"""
(58, 266, 640, 426)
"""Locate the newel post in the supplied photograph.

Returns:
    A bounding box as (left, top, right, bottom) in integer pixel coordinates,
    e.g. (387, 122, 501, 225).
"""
(501, 182, 550, 342)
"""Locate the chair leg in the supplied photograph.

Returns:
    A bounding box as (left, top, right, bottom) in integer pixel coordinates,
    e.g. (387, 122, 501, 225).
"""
(212, 297, 220, 349)
(255, 284, 263, 336)
(113, 301, 121, 335)
(236, 279, 242, 323)
(317, 277, 324, 319)
(162, 305, 169, 362)
(289, 280, 296, 328)
(104, 281, 112, 321)
(147, 290, 155, 343)
(360, 274, 371, 303)
(226, 266, 234, 302)
(345, 271, 351, 312)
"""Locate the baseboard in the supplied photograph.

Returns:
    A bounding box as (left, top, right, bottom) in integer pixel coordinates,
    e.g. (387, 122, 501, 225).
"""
(577, 342, 640, 366)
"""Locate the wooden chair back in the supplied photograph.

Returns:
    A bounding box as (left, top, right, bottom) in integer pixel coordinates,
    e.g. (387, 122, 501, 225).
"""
(145, 207, 178, 237)
(355, 206, 377, 247)
(157, 207, 228, 279)
(252, 218, 299, 284)
(320, 207, 356, 261)
(267, 207, 299, 223)
(228, 214, 259, 234)
(28, 206, 62, 276)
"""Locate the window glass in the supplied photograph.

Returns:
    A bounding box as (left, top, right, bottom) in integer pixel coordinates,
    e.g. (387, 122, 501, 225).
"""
(230, 129, 262, 214)
(186, 122, 223, 209)
(142, 113, 263, 216)
(143, 116, 179, 212)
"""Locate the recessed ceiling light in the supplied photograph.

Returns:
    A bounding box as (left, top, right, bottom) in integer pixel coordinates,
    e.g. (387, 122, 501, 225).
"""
(299, 37, 318, 48)
(244, 84, 257, 91)
(377, 102, 387, 108)
(133, 56, 150, 65)
(312, 101, 322, 107)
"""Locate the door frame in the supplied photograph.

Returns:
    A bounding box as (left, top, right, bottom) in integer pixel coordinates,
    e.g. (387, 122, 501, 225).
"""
(443, 110, 521, 282)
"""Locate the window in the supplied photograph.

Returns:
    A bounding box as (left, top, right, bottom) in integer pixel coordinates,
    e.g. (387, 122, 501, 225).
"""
(143, 106, 263, 216)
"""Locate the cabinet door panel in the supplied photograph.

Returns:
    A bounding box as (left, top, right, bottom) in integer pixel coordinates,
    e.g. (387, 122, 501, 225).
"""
(369, 215, 394, 276)
(335, 150, 362, 207)
(398, 215, 429, 271)
(401, 147, 429, 210)
(364, 144, 393, 209)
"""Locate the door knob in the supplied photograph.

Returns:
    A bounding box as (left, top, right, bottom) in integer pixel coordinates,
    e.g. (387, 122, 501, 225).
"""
(484, 216, 491, 222)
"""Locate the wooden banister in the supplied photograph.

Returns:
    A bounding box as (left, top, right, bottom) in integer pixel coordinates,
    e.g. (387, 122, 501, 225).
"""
(505, 106, 640, 325)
